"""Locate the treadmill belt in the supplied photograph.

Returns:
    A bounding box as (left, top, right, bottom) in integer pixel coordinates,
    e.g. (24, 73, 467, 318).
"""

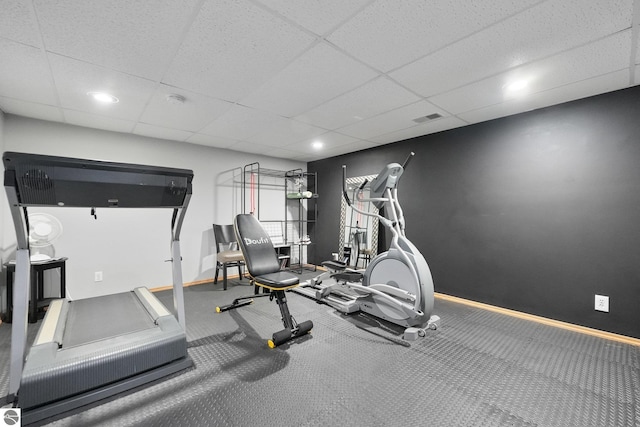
(63, 292, 155, 348)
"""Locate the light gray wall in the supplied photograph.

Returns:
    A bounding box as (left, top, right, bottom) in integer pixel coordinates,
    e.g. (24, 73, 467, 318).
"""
(2, 115, 305, 300)
(0, 110, 5, 312)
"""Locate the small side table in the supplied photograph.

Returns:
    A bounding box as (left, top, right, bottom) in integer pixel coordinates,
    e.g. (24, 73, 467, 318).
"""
(4, 257, 67, 323)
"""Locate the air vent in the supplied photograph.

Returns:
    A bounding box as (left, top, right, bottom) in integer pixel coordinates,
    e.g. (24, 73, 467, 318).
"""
(413, 113, 442, 123)
(22, 169, 53, 191)
(17, 166, 56, 205)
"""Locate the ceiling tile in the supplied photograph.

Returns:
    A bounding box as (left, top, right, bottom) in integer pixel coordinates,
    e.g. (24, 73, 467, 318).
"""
(63, 109, 135, 133)
(200, 104, 288, 140)
(391, 0, 634, 97)
(289, 153, 324, 162)
(240, 42, 378, 117)
(337, 100, 447, 140)
(429, 30, 632, 114)
(284, 133, 375, 161)
(530, 69, 631, 108)
(133, 122, 194, 142)
(328, 0, 541, 72)
(295, 76, 421, 130)
(319, 139, 378, 159)
(254, 0, 373, 35)
(229, 141, 299, 159)
(186, 133, 238, 149)
(246, 117, 326, 147)
(0, 98, 63, 122)
(48, 54, 157, 120)
(368, 116, 468, 145)
(458, 69, 631, 124)
(163, 0, 315, 102)
(34, 0, 201, 80)
(139, 85, 233, 132)
(0, 0, 41, 47)
(290, 131, 360, 151)
(0, 39, 57, 105)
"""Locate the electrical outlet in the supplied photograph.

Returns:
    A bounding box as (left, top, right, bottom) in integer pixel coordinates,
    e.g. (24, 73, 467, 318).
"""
(95, 271, 103, 282)
(594, 294, 609, 312)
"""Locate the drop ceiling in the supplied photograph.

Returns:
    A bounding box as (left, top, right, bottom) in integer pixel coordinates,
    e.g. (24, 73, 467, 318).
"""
(1, 0, 639, 162)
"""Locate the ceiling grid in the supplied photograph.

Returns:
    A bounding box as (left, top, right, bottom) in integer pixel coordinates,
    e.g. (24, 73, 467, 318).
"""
(0, 0, 638, 161)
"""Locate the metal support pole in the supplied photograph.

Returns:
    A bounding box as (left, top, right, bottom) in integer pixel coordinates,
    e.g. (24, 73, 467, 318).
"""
(8, 249, 30, 401)
(171, 240, 186, 330)
(170, 189, 190, 331)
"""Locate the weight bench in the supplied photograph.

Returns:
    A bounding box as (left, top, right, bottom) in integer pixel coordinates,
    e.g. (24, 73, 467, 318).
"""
(216, 214, 313, 348)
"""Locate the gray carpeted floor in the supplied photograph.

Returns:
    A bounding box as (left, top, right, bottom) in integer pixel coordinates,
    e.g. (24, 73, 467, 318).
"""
(2, 274, 639, 426)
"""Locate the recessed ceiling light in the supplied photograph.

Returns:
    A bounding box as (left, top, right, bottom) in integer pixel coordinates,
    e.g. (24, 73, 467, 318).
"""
(503, 79, 529, 94)
(311, 140, 324, 150)
(507, 81, 527, 91)
(87, 91, 119, 103)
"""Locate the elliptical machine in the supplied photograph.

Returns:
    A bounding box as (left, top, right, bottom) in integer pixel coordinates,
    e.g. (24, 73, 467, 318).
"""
(297, 152, 440, 339)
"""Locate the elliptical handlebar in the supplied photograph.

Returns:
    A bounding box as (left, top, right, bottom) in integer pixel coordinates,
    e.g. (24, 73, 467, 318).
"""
(342, 153, 414, 230)
(342, 164, 390, 230)
(342, 152, 412, 209)
(402, 151, 415, 170)
(342, 165, 352, 207)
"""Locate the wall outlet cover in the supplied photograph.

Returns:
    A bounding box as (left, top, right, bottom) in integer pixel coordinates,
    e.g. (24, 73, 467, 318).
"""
(595, 294, 609, 312)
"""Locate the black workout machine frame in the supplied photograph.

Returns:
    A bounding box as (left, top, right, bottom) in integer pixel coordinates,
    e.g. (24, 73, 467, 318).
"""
(3, 151, 194, 423)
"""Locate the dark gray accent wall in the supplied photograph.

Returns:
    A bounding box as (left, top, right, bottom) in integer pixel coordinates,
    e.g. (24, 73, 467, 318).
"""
(309, 86, 640, 338)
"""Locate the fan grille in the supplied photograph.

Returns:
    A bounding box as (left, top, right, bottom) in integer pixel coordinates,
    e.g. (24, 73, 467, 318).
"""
(17, 165, 57, 205)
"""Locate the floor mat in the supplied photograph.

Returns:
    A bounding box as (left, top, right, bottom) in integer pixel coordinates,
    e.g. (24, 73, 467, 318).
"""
(1, 275, 639, 426)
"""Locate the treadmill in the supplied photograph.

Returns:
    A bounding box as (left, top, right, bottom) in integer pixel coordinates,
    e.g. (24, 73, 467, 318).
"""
(3, 152, 194, 424)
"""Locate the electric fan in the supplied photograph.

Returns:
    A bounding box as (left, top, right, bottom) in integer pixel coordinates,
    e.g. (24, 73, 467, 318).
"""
(28, 213, 63, 261)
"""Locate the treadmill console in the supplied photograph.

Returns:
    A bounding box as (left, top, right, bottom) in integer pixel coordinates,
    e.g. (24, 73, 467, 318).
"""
(3, 152, 193, 208)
